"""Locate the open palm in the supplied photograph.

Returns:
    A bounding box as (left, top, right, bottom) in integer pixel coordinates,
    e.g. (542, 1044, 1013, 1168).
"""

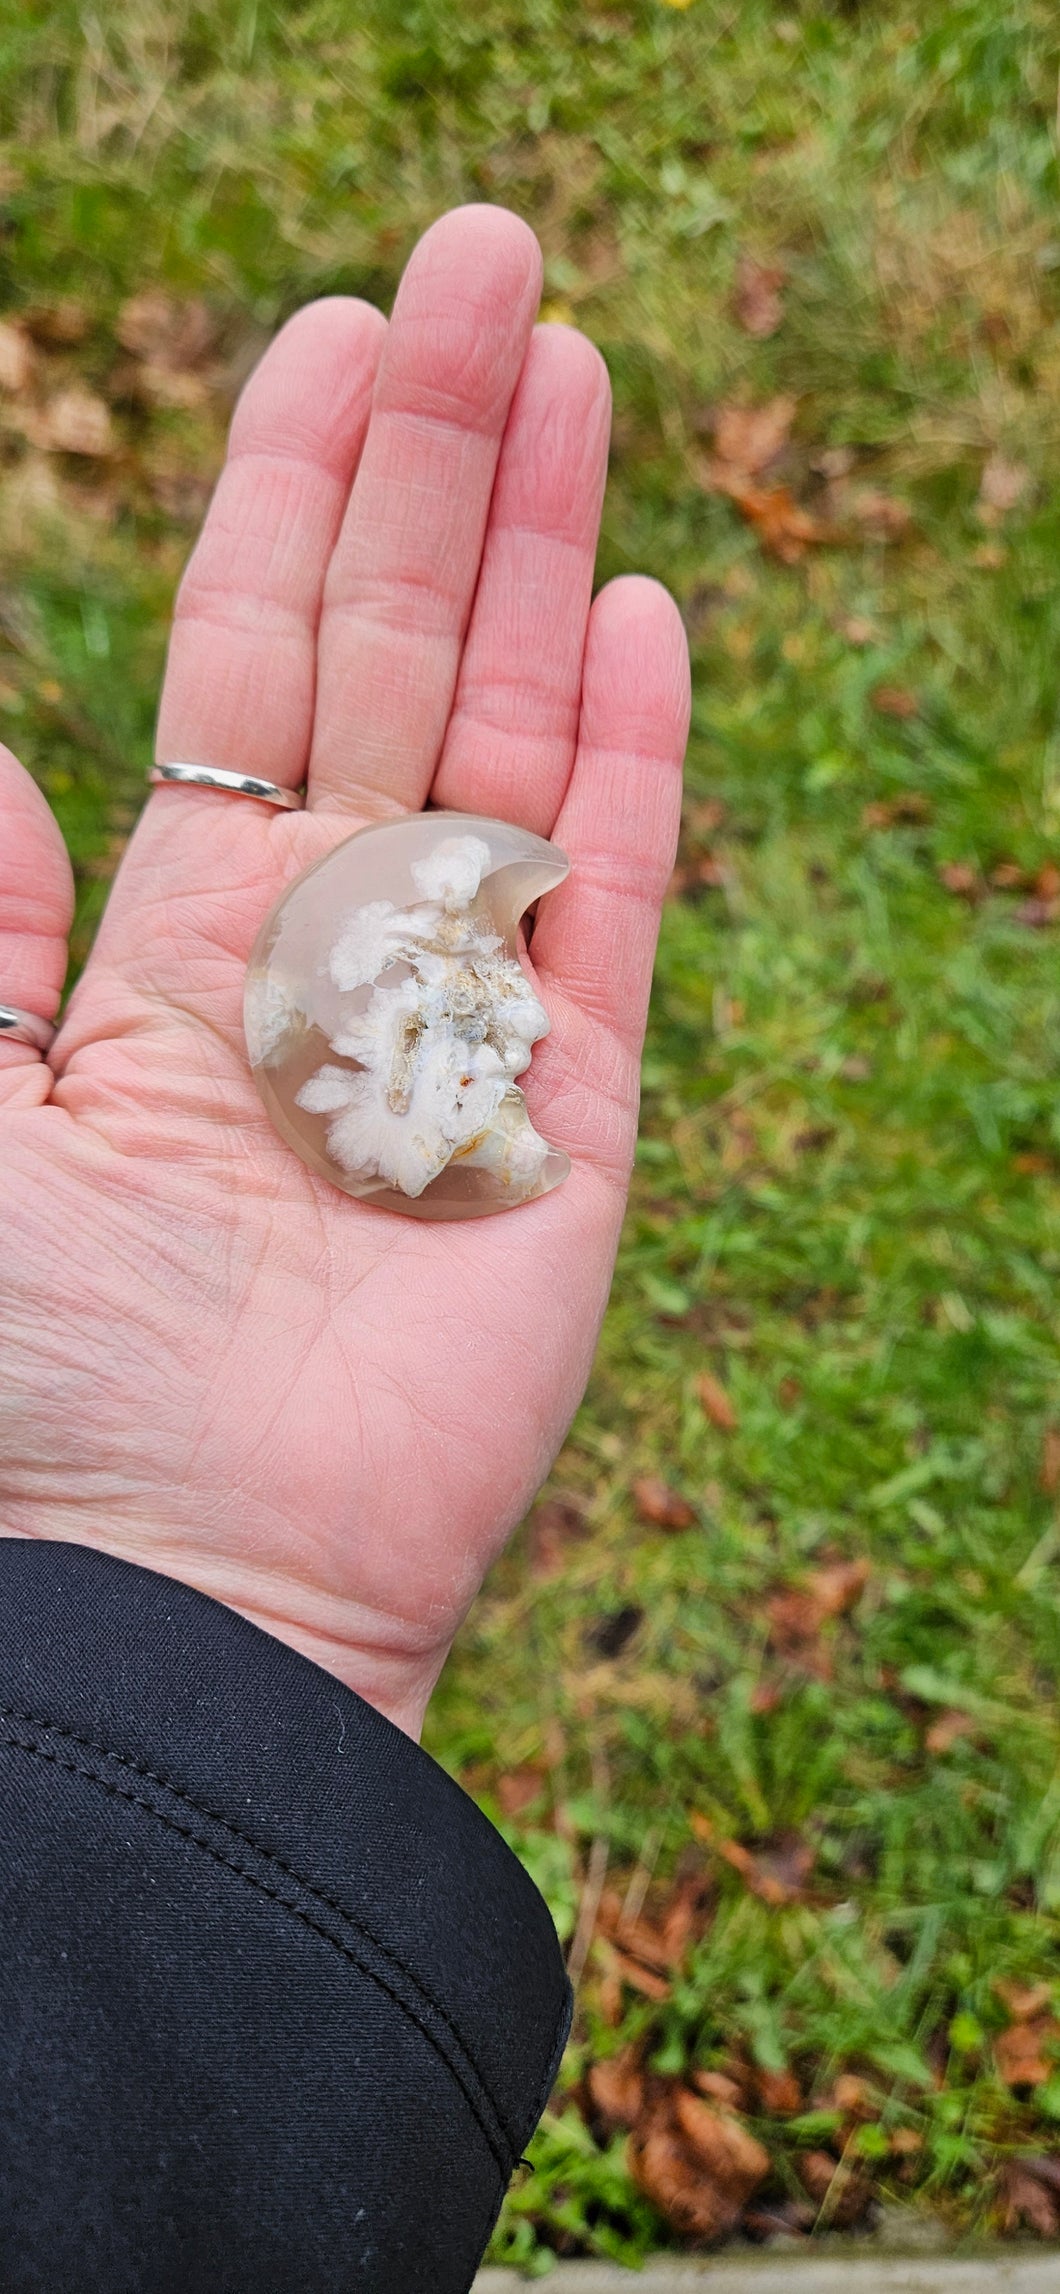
(0, 208, 689, 1737)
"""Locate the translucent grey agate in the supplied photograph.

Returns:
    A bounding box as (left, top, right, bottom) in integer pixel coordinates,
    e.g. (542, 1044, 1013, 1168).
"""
(244, 812, 570, 1220)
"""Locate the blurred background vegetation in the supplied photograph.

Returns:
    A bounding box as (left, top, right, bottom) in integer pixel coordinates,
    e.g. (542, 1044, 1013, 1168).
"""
(3, 0, 1060, 2268)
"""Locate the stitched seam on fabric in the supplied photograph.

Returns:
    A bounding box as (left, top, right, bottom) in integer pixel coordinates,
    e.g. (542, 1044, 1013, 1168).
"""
(0, 1712, 514, 2174)
(0, 1694, 515, 2158)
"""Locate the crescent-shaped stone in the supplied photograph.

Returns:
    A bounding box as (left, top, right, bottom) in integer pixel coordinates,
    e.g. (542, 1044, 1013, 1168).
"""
(244, 811, 570, 1221)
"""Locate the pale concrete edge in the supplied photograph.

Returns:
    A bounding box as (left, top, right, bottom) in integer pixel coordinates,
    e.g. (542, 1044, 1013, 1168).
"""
(474, 2251, 1060, 2292)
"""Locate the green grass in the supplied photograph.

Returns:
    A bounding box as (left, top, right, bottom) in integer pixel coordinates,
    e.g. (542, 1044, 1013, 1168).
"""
(3, 0, 1060, 2267)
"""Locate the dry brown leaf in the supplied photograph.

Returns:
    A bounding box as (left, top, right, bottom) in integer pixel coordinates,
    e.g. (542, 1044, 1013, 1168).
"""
(630, 2087, 769, 2244)
(690, 2068, 746, 2110)
(0, 320, 34, 395)
(1038, 1428, 1060, 1496)
(712, 395, 796, 474)
(851, 489, 913, 539)
(754, 2064, 803, 2115)
(977, 453, 1029, 523)
(841, 615, 877, 645)
(715, 1830, 814, 1907)
(630, 2116, 739, 2243)
(797, 2148, 874, 2227)
(124, 362, 211, 410)
(696, 1371, 737, 1432)
(938, 861, 983, 901)
(832, 2073, 874, 2117)
(862, 793, 931, 829)
(32, 386, 115, 458)
(994, 2016, 1060, 2087)
(1036, 862, 1060, 900)
(610, 1946, 672, 2001)
(585, 2052, 645, 2132)
(495, 1766, 545, 1818)
(116, 289, 216, 371)
(734, 256, 786, 338)
(871, 684, 920, 719)
(632, 1475, 696, 1531)
(22, 297, 91, 347)
(705, 469, 835, 563)
(529, 1493, 587, 1577)
(673, 2088, 770, 2189)
(1000, 2159, 1060, 2237)
(995, 1978, 1054, 2022)
(990, 860, 1029, 890)
(766, 1559, 870, 1651)
(924, 1709, 977, 1755)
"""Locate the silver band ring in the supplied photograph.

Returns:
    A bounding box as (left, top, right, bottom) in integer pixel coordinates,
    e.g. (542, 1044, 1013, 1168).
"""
(0, 1002, 57, 1053)
(148, 763, 306, 811)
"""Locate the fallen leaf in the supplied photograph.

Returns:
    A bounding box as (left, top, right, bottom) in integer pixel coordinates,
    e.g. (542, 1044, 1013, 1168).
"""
(972, 541, 1007, 569)
(690, 2069, 747, 2110)
(924, 1709, 978, 1755)
(862, 793, 931, 829)
(32, 386, 115, 457)
(696, 1371, 738, 1432)
(832, 2073, 874, 2117)
(734, 255, 786, 338)
(778, 1377, 803, 1409)
(766, 1559, 870, 1651)
(21, 297, 91, 347)
(711, 395, 796, 474)
(632, 1475, 696, 1531)
(995, 2016, 1060, 2087)
(117, 360, 210, 410)
(990, 860, 1030, 890)
(842, 614, 878, 645)
(529, 1493, 588, 1577)
(673, 2089, 770, 2188)
(1015, 896, 1060, 929)
(715, 1830, 815, 1907)
(797, 2149, 874, 2227)
(585, 2051, 645, 2132)
(116, 289, 216, 370)
(938, 861, 983, 901)
(1000, 2158, 1060, 2237)
(630, 2089, 770, 2245)
(1036, 862, 1060, 900)
(609, 1946, 672, 2001)
(704, 470, 836, 563)
(685, 798, 727, 836)
(839, 1055, 872, 1082)
(994, 1978, 1054, 2022)
(851, 489, 912, 539)
(754, 2064, 803, 2115)
(496, 1766, 546, 1818)
(0, 320, 34, 394)
(977, 453, 1029, 523)
(1040, 1427, 1060, 1494)
(871, 684, 919, 718)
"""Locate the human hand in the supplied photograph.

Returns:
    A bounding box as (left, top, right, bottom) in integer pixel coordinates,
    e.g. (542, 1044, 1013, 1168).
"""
(0, 207, 689, 1737)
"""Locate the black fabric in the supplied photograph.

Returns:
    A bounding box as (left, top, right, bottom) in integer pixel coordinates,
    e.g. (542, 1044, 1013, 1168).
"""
(0, 1539, 571, 2292)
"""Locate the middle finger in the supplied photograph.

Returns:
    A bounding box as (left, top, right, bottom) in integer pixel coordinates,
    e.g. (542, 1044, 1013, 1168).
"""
(307, 205, 542, 817)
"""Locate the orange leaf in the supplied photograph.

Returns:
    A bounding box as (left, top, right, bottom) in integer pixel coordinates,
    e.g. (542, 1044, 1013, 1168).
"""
(733, 256, 786, 339)
(696, 1371, 738, 1431)
(711, 395, 796, 473)
(632, 1475, 696, 1531)
(995, 2017, 1060, 2087)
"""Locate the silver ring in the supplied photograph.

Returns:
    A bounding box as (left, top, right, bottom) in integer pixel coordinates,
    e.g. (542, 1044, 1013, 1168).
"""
(0, 1002, 56, 1053)
(148, 763, 306, 811)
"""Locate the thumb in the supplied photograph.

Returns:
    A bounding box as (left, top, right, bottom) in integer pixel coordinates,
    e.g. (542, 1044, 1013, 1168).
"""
(0, 745, 74, 1106)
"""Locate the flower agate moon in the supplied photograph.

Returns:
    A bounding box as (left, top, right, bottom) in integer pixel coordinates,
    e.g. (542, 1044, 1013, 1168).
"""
(244, 812, 570, 1220)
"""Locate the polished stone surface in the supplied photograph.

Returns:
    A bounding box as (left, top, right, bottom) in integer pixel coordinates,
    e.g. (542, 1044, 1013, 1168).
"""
(245, 812, 570, 1220)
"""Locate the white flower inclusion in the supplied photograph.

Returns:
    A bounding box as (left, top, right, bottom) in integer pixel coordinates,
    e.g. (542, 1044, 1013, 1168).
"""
(296, 836, 552, 1200)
